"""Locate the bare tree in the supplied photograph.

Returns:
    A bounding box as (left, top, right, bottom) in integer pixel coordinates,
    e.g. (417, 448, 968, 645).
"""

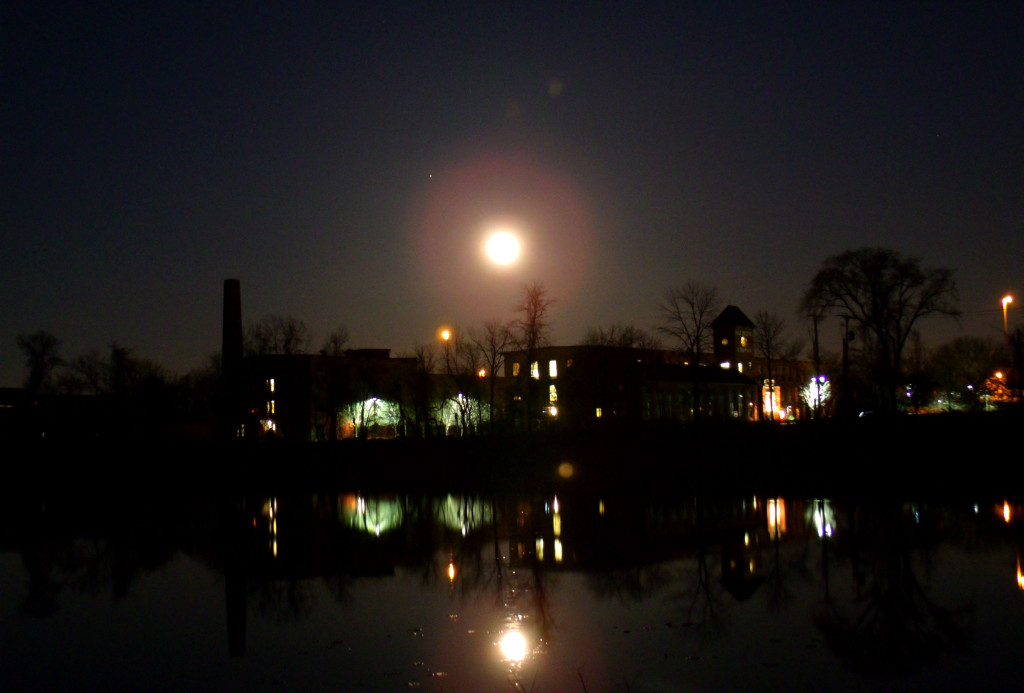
(16, 330, 63, 395)
(513, 281, 556, 352)
(470, 320, 515, 432)
(61, 349, 108, 395)
(244, 315, 311, 356)
(658, 281, 720, 363)
(512, 282, 556, 432)
(752, 310, 787, 421)
(582, 322, 661, 349)
(320, 324, 350, 356)
(438, 326, 484, 435)
(55, 343, 173, 436)
(657, 282, 720, 421)
(411, 343, 439, 436)
(801, 247, 959, 413)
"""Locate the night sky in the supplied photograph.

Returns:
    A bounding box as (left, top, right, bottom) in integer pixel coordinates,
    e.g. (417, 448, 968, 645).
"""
(4, 3, 1022, 386)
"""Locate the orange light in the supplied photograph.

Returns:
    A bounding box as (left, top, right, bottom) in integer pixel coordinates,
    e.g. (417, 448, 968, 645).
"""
(767, 498, 787, 538)
(1004, 501, 1012, 523)
(478, 368, 486, 378)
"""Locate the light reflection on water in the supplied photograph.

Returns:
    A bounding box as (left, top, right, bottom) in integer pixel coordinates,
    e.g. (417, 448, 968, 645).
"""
(3, 492, 1024, 691)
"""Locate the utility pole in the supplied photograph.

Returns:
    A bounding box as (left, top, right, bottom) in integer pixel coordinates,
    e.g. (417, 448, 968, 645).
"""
(812, 313, 821, 419)
(1015, 327, 1023, 403)
(840, 315, 853, 418)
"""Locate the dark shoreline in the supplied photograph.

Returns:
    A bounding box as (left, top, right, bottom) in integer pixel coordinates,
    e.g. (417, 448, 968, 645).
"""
(14, 411, 1022, 500)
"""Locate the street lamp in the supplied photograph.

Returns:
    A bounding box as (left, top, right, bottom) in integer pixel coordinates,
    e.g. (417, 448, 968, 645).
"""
(1003, 295, 1013, 339)
(439, 327, 452, 375)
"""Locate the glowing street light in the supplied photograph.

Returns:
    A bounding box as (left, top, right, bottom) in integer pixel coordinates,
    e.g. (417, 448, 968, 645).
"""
(439, 327, 453, 374)
(1003, 295, 1013, 338)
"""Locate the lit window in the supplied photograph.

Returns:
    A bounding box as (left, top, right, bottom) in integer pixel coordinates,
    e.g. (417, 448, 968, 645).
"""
(738, 362, 744, 373)
(739, 336, 748, 348)
(566, 359, 573, 368)
(549, 360, 558, 378)
(720, 362, 730, 369)
(595, 407, 602, 418)
(512, 362, 521, 377)
(549, 385, 557, 403)
(268, 378, 275, 393)
(531, 361, 539, 379)
(268, 400, 275, 414)
(548, 406, 558, 417)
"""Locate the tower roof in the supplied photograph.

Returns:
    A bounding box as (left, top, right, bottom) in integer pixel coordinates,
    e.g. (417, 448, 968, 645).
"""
(710, 305, 755, 329)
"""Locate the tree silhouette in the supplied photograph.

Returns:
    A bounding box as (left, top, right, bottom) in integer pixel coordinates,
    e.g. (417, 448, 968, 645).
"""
(244, 315, 311, 355)
(471, 320, 515, 433)
(752, 310, 788, 420)
(658, 281, 719, 363)
(582, 322, 660, 349)
(927, 336, 1003, 411)
(320, 324, 350, 356)
(658, 281, 720, 420)
(512, 281, 555, 353)
(16, 330, 63, 395)
(801, 247, 958, 413)
(512, 282, 555, 432)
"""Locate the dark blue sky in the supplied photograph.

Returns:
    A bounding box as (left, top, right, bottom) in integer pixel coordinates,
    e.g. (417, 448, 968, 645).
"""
(4, 2, 1022, 385)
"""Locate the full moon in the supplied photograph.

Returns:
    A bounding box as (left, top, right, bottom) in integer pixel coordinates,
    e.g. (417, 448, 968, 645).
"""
(485, 230, 520, 265)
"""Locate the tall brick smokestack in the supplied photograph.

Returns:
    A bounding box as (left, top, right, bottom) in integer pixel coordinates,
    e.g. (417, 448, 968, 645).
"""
(221, 279, 244, 437)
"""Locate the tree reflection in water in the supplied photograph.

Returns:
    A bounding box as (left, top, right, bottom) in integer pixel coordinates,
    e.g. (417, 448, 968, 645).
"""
(254, 578, 315, 623)
(3, 487, 999, 688)
(814, 502, 975, 676)
(664, 500, 728, 647)
(16, 499, 177, 618)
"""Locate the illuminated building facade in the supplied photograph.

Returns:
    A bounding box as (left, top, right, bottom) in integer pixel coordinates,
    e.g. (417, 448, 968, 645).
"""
(243, 349, 417, 440)
(502, 345, 756, 431)
(748, 357, 816, 421)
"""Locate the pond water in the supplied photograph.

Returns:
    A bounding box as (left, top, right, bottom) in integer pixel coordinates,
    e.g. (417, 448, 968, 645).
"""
(3, 487, 1024, 692)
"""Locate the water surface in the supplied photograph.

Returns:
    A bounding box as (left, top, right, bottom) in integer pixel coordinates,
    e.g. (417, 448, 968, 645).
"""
(3, 488, 1023, 692)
